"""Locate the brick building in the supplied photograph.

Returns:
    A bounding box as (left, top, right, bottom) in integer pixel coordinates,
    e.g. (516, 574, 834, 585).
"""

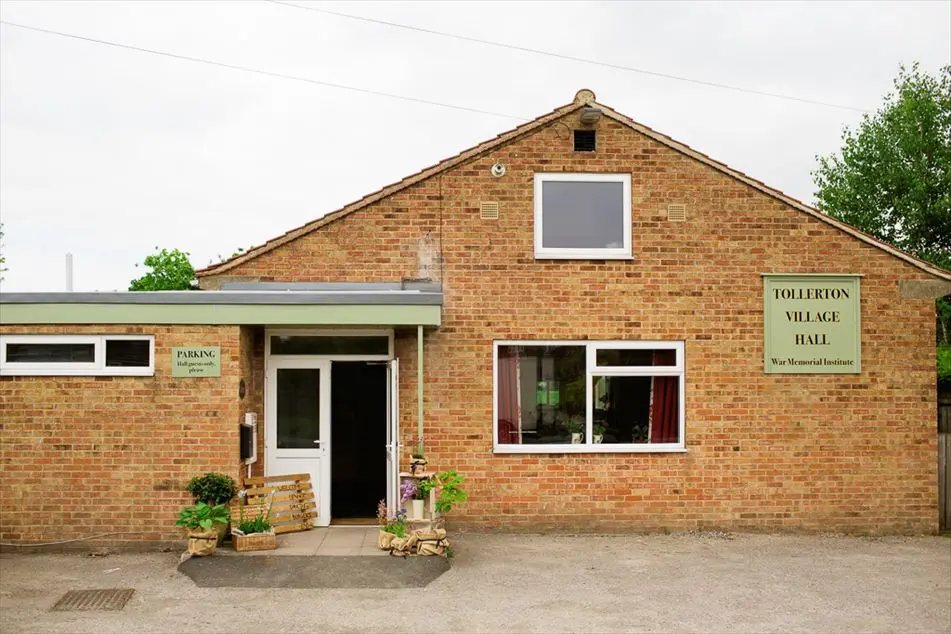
(2, 89, 949, 546)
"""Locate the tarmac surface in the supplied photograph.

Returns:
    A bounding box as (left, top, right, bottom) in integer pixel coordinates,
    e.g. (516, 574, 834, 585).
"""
(1, 532, 949, 633)
(181, 553, 450, 588)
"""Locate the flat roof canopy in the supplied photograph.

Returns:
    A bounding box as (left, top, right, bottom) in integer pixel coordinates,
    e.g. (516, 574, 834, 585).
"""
(0, 282, 442, 326)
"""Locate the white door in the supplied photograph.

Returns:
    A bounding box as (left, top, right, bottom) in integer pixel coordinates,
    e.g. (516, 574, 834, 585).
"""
(386, 359, 400, 516)
(266, 359, 331, 526)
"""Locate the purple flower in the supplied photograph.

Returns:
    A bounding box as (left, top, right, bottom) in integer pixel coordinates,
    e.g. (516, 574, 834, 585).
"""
(400, 480, 417, 504)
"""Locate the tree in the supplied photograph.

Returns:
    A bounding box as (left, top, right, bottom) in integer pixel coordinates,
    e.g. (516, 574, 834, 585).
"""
(129, 247, 196, 291)
(813, 63, 951, 269)
(813, 64, 951, 377)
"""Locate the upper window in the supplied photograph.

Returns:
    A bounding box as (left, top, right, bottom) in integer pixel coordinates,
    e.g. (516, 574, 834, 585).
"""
(494, 340, 684, 453)
(534, 173, 632, 259)
(0, 335, 155, 376)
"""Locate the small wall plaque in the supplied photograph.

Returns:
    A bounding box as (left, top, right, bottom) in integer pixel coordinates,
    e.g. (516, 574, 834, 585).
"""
(172, 346, 221, 377)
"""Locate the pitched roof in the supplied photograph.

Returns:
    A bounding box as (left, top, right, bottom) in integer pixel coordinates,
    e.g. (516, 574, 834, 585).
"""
(197, 89, 951, 281)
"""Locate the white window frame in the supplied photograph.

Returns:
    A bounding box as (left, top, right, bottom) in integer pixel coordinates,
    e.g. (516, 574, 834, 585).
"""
(0, 334, 155, 376)
(493, 340, 685, 454)
(265, 328, 394, 361)
(534, 172, 633, 260)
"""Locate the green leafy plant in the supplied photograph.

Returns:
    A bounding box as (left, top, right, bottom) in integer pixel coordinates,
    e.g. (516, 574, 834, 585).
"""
(417, 476, 438, 501)
(186, 472, 237, 505)
(377, 498, 408, 537)
(938, 345, 951, 382)
(566, 418, 584, 434)
(129, 247, 196, 291)
(594, 423, 606, 437)
(176, 502, 230, 532)
(433, 470, 468, 515)
(236, 514, 272, 535)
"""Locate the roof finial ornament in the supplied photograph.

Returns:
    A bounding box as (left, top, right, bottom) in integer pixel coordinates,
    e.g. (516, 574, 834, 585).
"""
(574, 88, 596, 104)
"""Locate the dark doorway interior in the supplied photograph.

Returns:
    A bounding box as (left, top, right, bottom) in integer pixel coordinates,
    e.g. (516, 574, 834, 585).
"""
(331, 362, 387, 519)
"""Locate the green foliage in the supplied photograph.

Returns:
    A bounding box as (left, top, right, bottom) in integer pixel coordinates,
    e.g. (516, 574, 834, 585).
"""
(382, 520, 408, 538)
(417, 476, 438, 500)
(129, 247, 196, 291)
(594, 423, 606, 436)
(433, 470, 468, 515)
(813, 64, 951, 353)
(236, 514, 272, 535)
(938, 345, 951, 381)
(185, 472, 237, 505)
(813, 64, 951, 270)
(566, 418, 584, 434)
(175, 501, 230, 531)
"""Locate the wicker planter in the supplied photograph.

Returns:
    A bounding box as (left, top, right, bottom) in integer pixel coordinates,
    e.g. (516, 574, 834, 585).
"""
(186, 529, 218, 556)
(232, 531, 276, 552)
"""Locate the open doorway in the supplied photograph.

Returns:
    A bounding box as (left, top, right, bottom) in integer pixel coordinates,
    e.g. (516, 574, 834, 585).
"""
(330, 361, 387, 521)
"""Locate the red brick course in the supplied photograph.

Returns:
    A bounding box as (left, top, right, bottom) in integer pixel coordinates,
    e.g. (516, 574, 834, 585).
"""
(205, 109, 940, 534)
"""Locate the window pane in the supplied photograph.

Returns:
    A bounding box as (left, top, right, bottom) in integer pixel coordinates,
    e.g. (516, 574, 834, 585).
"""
(542, 181, 624, 249)
(592, 375, 680, 444)
(271, 336, 388, 355)
(497, 345, 586, 445)
(5, 343, 94, 363)
(277, 368, 320, 448)
(105, 339, 150, 367)
(596, 348, 676, 367)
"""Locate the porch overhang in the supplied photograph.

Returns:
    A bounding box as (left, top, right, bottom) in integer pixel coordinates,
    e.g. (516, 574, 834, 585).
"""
(0, 282, 442, 326)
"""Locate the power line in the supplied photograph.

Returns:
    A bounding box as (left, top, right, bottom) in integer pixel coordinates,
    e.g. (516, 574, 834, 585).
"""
(0, 20, 528, 121)
(266, 0, 868, 114)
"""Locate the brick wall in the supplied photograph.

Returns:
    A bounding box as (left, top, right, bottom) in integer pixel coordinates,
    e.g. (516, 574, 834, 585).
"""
(201, 108, 942, 534)
(0, 324, 243, 547)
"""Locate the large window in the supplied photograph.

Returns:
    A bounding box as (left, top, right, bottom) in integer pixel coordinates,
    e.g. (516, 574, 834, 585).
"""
(0, 335, 155, 376)
(494, 341, 684, 453)
(534, 173, 632, 259)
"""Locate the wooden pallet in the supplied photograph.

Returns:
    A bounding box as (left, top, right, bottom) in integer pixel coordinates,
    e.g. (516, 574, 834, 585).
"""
(232, 473, 317, 535)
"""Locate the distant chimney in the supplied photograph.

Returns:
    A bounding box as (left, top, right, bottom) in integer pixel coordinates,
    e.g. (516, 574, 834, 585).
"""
(65, 253, 73, 291)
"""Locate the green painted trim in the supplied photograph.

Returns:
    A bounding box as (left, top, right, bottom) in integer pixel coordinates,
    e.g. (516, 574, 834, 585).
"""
(417, 324, 424, 454)
(0, 303, 441, 326)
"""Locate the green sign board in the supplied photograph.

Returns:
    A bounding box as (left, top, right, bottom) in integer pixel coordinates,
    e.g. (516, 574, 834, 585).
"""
(763, 275, 861, 374)
(172, 346, 221, 377)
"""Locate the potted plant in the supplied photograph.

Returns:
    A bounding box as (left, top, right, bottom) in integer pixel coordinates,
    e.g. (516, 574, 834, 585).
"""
(176, 502, 230, 556)
(567, 418, 584, 444)
(185, 472, 237, 544)
(231, 490, 276, 552)
(593, 423, 606, 444)
(400, 479, 424, 520)
(417, 475, 438, 518)
(409, 436, 427, 474)
(376, 499, 408, 549)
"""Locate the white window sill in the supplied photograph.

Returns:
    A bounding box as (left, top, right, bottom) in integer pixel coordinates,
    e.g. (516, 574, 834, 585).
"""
(493, 444, 686, 454)
(534, 251, 634, 260)
(0, 369, 155, 377)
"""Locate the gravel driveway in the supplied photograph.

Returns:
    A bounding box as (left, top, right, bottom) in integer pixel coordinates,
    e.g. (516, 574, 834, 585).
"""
(1, 533, 948, 633)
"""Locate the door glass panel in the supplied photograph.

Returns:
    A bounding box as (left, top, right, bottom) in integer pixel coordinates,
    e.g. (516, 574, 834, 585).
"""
(271, 336, 388, 355)
(277, 368, 321, 448)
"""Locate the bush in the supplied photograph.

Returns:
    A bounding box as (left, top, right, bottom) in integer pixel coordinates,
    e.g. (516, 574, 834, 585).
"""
(186, 472, 237, 505)
(938, 345, 951, 382)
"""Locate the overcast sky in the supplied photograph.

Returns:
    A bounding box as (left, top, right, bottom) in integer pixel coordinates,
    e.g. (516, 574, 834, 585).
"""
(0, 1, 948, 292)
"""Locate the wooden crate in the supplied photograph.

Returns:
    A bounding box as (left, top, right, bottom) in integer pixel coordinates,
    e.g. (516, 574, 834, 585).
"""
(232, 473, 317, 535)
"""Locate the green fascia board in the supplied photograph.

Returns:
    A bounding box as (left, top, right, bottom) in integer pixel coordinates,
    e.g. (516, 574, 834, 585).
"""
(0, 303, 441, 326)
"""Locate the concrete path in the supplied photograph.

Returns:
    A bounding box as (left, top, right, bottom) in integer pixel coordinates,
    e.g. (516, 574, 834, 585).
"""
(1, 533, 949, 633)
(221, 527, 386, 557)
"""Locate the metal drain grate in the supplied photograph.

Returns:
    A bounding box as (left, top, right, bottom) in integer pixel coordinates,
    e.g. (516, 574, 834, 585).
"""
(52, 589, 135, 611)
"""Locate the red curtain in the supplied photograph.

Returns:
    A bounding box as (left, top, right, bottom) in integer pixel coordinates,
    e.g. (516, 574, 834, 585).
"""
(649, 350, 679, 443)
(497, 351, 520, 444)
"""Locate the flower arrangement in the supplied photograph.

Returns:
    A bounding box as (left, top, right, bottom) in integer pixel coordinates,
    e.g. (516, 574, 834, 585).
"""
(400, 479, 418, 504)
(232, 489, 273, 536)
(377, 499, 408, 538)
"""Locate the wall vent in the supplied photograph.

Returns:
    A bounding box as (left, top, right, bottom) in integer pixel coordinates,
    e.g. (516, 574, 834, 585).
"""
(667, 203, 687, 222)
(573, 129, 596, 152)
(480, 201, 500, 220)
